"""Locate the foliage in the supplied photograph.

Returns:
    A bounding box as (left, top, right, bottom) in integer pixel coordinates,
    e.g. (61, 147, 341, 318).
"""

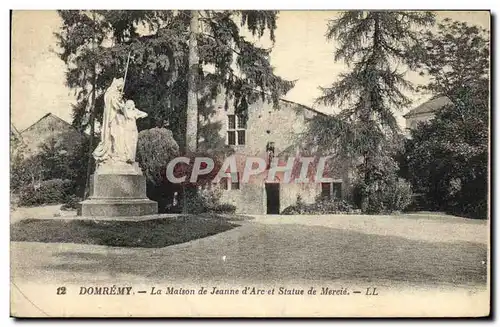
(137, 127, 180, 185)
(282, 195, 356, 215)
(301, 11, 433, 213)
(408, 18, 489, 98)
(18, 179, 76, 207)
(317, 11, 434, 133)
(403, 19, 489, 219)
(135, 127, 180, 213)
(10, 136, 89, 196)
(10, 155, 43, 192)
(56, 10, 295, 148)
(404, 91, 488, 219)
(184, 187, 236, 214)
(354, 177, 413, 214)
(10, 136, 29, 192)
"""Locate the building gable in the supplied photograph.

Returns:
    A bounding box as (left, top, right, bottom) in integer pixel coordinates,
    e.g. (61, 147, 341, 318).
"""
(199, 93, 326, 157)
(20, 113, 87, 156)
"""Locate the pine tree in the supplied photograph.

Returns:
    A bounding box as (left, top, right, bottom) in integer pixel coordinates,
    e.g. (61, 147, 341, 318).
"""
(57, 10, 294, 149)
(311, 11, 434, 212)
(56, 10, 107, 197)
(57, 10, 294, 209)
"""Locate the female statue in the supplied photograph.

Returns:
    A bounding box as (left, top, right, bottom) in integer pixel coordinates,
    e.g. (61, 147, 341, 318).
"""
(93, 77, 148, 166)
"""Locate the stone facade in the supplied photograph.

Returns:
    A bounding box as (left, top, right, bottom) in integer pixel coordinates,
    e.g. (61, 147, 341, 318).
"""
(199, 93, 350, 214)
(404, 96, 452, 133)
(19, 113, 87, 156)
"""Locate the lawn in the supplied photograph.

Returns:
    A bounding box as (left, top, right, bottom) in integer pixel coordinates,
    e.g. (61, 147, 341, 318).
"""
(10, 215, 241, 248)
(11, 216, 488, 288)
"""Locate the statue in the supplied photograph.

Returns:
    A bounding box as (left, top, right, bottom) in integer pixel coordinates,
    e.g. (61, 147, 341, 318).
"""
(93, 77, 148, 173)
(79, 70, 158, 217)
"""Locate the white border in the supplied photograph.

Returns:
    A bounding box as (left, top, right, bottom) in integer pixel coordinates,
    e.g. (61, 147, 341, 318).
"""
(2, 1, 498, 326)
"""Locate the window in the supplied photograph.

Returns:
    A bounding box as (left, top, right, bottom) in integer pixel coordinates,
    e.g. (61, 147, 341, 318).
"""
(321, 182, 342, 200)
(227, 114, 246, 145)
(221, 172, 240, 190)
(321, 183, 330, 199)
(332, 182, 342, 200)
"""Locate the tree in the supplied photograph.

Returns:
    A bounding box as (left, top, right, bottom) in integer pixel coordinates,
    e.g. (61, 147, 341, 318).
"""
(408, 18, 489, 99)
(56, 10, 109, 198)
(405, 87, 488, 218)
(307, 11, 434, 212)
(57, 11, 294, 209)
(57, 11, 294, 148)
(404, 19, 489, 219)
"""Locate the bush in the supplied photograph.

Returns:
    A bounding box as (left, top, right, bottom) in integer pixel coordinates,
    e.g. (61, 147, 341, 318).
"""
(18, 179, 76, 207)
(355, 178, 413, 214)
(211, 203, 237, 214)
(11, 136, 89, 194)
(282, 195, 356, 215)
(137, 127, 180, 186)
(183, 186, 236, 214)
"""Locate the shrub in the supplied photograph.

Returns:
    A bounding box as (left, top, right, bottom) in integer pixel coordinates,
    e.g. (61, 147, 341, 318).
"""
(18, 179, 76, 207)
(356, 178, 413, 214)
(183, 186, 235, 214)
(137, 127, 180, 186)
(389, 178, 413, 212)
(211, 203, 237, 214)
(136, 127, 181, 213)
(282, 195, 356, 215)
(281, 205, 301, 215)
(11, 135, 89, 194)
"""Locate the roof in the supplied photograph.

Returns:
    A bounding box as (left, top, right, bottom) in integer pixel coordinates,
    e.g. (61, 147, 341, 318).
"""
(10, 123, 22, 139)
(403, 96, 453, 118)
(279, 98, 328, 117)
(20, 113, 83, 136)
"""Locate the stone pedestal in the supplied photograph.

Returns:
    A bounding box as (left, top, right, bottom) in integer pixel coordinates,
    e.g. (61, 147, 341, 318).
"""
(79, 165, 158, 217)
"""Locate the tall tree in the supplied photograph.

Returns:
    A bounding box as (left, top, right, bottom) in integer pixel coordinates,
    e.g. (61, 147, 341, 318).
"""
(309, 11, 434, 212)
(403, 19, 489, 219)
(409, 18, 489, 100)
(56, 10, 107, 197)
(58, 10, 293, 148)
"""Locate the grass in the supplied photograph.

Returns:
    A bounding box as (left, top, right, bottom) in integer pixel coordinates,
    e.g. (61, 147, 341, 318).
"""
(11, 221, 488, 288)
(10, 215, 241, 248)
(10, 214, 487, 287)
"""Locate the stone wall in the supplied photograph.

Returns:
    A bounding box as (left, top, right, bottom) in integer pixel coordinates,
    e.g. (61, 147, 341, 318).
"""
(201, 94, 351, 214)
(20, 113, 87, 156)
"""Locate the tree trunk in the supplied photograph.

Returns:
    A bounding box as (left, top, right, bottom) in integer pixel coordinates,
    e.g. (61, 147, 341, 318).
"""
(186, 10, 199, 153)
(360, 13, 382, 213)
(84, 11, 98, 200)
(183, 10, 200, 213)
(360, 153, 370, 213)
(84, 67, 97, 199)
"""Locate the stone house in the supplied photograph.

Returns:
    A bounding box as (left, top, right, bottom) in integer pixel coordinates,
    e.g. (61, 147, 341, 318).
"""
(18, 113, 87, 157)
(199, 93, 351, 214)
(403, 96, 452, 133)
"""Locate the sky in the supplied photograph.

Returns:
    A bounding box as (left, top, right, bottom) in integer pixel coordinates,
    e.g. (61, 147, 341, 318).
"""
(10, 10, 490, 132)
